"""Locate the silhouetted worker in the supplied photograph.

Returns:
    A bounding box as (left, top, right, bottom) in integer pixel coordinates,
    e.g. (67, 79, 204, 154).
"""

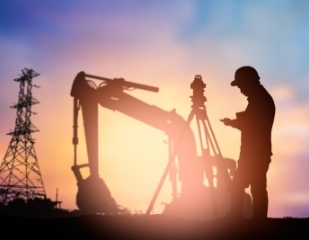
(221, 66, 275, 220)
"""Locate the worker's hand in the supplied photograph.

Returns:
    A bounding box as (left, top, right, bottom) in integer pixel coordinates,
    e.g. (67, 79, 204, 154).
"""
(220, 118, 233, 126)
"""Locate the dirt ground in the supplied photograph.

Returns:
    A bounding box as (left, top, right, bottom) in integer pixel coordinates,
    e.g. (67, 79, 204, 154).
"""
(1, 214, 308, 239)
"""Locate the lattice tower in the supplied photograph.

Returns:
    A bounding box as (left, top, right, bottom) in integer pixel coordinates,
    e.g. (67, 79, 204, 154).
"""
(0, 68, 46, 204)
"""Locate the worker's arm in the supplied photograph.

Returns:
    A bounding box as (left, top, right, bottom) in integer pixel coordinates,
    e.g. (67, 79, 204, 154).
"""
(221, 111, 248, 130)
(220, 118, 242, 130)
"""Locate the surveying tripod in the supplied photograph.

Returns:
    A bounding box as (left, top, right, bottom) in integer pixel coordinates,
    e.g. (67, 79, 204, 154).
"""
(146, 75, 231, 217)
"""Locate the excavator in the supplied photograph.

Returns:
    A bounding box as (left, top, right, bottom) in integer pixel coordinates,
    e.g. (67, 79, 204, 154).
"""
(70, 72, 252, 219)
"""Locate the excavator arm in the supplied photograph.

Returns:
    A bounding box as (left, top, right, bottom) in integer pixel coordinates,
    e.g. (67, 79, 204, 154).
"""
(70, 71, 235, 214)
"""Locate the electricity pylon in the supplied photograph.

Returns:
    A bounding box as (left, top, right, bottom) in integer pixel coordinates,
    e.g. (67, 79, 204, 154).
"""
(0, 68, 46, 204)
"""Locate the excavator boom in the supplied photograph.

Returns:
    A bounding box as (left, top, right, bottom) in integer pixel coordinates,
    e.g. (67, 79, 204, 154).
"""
(70, 71, 237, 216)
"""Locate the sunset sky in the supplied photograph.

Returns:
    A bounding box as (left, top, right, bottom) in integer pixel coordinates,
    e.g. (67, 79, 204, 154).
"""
(1, 0, 309, 218)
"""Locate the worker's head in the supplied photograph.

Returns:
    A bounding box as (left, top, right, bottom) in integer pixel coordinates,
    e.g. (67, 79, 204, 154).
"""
(231, 66, 260, 96)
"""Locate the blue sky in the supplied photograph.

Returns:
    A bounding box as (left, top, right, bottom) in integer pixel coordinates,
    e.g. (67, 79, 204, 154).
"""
(1, 0, 309, 218)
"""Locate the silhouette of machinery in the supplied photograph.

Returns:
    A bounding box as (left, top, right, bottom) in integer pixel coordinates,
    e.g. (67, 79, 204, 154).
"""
(146, 75, 230, 218)
(70, 72, 252, 218)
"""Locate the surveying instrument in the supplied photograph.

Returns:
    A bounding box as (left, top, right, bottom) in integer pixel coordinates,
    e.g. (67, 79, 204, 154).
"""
(146, 75, 231, 218)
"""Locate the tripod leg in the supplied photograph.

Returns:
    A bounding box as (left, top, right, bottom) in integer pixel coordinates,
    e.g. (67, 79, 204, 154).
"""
(204, 117, 231, 187)
(146, 111, 195, 215)
(196, 118, 218, 218)
(204, 160, 218, 218)
(169, 137, 178, 201)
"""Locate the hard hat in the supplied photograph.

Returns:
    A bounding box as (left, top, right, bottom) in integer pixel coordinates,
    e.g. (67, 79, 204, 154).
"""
(231, 66, 260, 86)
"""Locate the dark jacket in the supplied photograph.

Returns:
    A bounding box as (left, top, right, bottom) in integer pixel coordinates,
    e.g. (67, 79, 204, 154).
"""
(230, 85, 275, 161)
